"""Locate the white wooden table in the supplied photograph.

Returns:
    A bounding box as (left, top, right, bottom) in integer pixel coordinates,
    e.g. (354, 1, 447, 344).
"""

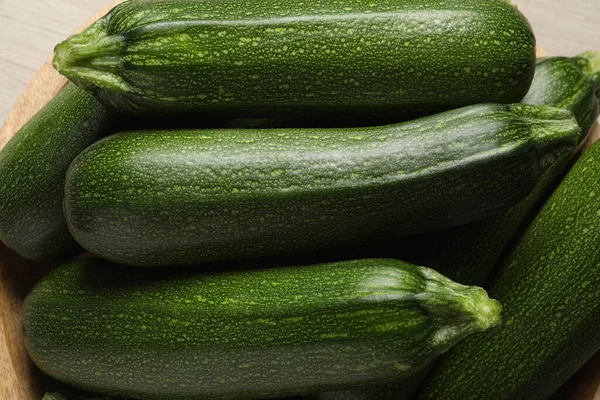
(0, 0, 599, 124)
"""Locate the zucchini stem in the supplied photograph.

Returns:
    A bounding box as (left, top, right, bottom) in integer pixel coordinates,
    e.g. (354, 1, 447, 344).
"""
(53, 19, 128, 93)
(509, 104, 580, 169)
(417, 267, 502, 355)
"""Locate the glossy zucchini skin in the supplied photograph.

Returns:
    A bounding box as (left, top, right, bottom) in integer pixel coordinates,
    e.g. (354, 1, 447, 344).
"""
(415, 138, 600, 400)
(23, 258, 501, 400)
(311, 52, 600, 400)
(64, 104, 578, 267)
(0, 84, 115, 261)
(53, 0, 535, 119)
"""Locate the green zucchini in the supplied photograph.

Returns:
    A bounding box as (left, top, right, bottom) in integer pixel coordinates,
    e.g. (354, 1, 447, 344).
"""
(311, 51, 600, 400)
(523, 51, 600, 138)
(65, 103, 578, 267)
(53, 0, 535, 119)
(308, 370, 430, 400)
(23, 258, 501, 400)
(410, 51, 600, 287)
(0, 84, 115, 261)
(414, 135, 600, 400)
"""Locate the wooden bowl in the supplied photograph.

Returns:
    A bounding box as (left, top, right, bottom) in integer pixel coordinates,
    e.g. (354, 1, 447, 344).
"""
(0, 2, 599, 399)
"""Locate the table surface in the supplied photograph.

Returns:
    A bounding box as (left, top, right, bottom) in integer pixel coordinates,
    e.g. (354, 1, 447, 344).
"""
(1, 0, 599, 123)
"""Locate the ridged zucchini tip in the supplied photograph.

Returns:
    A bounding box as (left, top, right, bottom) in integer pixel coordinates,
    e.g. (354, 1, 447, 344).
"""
(525, 106, 580, 142)
(508, 104, 580, 170)
(53, 28, 128, 93)
(419, 268, 502, 352)
(466, 288, 502, 331)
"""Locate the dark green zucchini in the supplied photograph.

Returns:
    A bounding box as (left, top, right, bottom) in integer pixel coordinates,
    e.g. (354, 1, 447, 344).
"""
(407, 52, 600, 286)
(523, 51, 600, 138)
(0, 84, 115, 261)
(414, 134, 600, 400)
(53, 0, 535, 120)
(308, 369, 430, 400)
(64, 103, 578, 267)
(24, 258, 501, 400)
(313, 51, 600, 400)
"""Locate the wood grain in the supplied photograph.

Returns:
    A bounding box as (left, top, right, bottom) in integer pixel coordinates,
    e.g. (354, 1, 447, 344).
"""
(0, 2, 598, 400)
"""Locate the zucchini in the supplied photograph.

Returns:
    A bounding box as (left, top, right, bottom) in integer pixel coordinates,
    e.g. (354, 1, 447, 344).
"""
(23, 258, 501, 400)
(410, 51, 600, 287)
(309, 370, 430, 400)
(414, 136, 600, 400)
(53, 0, 535, 119)
(0, 84, 115, 261)
(64, 103, 579, 267)
(312, 52, 600, 400)
(523, 51, 600, 138)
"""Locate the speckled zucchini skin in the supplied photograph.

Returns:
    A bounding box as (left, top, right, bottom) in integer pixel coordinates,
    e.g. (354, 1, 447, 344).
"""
(523, 52, 600, 138)
(407, 51, 600, 287)
(53, 0, 535, 119)
(414, 139, 600, 400)
(23, 258, 501, 400)
(309, 53, 600, 400)
(0, 84, 115, 261)
(64, 103, 578, 267)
